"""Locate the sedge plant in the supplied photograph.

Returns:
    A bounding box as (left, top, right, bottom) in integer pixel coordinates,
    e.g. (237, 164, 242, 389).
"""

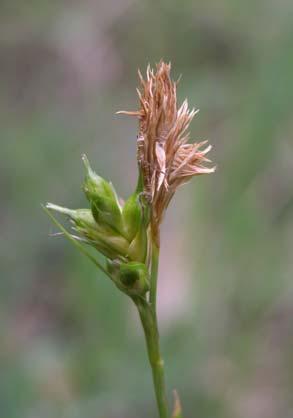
(44, 62, 215, 418)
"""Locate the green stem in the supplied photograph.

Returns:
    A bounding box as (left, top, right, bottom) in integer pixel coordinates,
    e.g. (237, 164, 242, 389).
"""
(134, 297, 169, 418)
(150, 242, 160, 312)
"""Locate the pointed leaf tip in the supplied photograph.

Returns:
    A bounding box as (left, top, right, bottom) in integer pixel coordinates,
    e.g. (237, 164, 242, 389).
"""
(81, 154, 93, 174)
(43, 205, 112, 279)
(45, 203, 75, 217)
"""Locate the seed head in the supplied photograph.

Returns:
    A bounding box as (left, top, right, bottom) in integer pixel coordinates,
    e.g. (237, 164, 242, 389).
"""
(118, 61, 215, 233)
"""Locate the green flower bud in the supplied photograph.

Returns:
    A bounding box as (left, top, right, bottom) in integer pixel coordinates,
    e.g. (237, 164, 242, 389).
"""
(105, 260, 149, 296)
(82, 155, 123, 234)
(91, 233, 129, 261)
(46, 204, 96, 229)
(122, 189, 150, 262)
(46, 203, 129, 261)
(119, 261, 149, 296)
(127, 222, 148, 263)
(122, 193, 143, 241)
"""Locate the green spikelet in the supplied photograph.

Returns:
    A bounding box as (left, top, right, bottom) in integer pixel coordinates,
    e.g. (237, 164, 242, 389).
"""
(122, 193, 143, 241)
(46, 204, 129, 261)
(127, 222, 148, 263)
(119, 261, 150, 296)
(82, 155, 123, 234)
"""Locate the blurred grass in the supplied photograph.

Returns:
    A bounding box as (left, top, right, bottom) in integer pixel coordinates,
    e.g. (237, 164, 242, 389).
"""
(1, 1, 293, 417)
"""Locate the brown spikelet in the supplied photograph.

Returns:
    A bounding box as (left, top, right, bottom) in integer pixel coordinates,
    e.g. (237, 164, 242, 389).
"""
(118, 61, 215, 236)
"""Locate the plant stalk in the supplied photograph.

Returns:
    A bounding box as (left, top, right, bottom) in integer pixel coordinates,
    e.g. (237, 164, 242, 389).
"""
(134, 240, 168, 418)
(135, 297, 169, 418)
(150, 242, 160, 312)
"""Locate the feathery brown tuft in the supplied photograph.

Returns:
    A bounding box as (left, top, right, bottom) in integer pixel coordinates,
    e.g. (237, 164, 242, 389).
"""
(118, 61, 215, 234)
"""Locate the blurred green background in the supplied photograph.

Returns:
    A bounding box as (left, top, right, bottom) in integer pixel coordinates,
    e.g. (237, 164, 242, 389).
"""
(1, 1, 293, 417)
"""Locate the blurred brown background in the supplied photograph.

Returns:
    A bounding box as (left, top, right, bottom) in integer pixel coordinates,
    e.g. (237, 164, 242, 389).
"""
(1, 1, 293, 417)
